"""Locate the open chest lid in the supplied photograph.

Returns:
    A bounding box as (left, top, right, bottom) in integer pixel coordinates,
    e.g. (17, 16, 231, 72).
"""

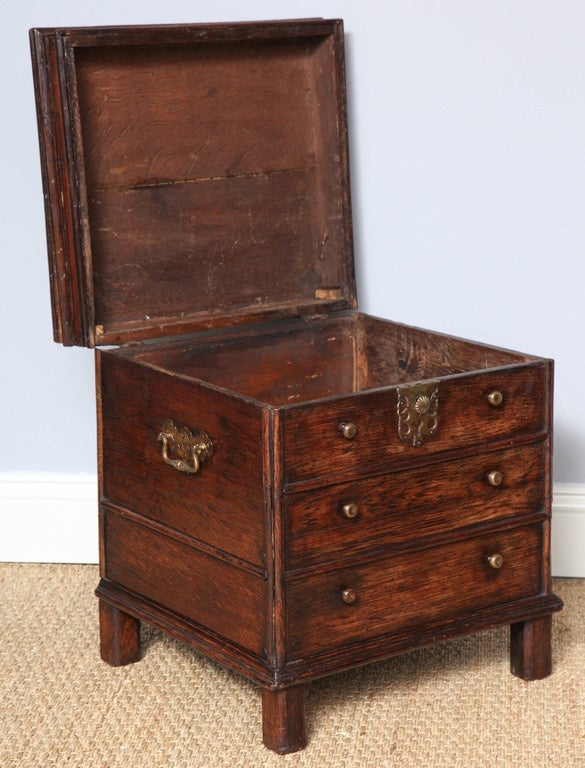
(30, 19, 356, 347)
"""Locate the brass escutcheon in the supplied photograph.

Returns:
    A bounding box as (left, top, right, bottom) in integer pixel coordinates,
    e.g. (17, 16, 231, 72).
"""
(158, 420, 214, 474)
(397, 381, 439, 447)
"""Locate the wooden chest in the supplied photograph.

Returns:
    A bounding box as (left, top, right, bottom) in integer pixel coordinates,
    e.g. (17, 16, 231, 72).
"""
(30, 19, 563, 754)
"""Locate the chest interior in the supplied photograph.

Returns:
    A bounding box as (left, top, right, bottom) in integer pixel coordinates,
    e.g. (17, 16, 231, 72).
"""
(119, 313, 531, 406)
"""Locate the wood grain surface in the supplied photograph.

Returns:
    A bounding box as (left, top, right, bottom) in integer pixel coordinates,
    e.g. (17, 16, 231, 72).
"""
(31, 21, 355, 346)
(285, 523, 544, 660)
(283, 360, 548, 483)
(285, 440, 547, 569)
(98, 352, 266, 567)
(103, 508, 266, 656)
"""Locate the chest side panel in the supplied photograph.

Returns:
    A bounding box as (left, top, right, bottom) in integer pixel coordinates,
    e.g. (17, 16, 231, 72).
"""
(98, 352, 265, 568)
(103, 508, 265, 656)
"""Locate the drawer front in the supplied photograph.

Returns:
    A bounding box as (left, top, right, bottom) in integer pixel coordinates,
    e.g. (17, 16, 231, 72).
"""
(286, 441, 547, 569)
(103, 508, 266, 656)
(99, 352, 265, 567)
(286, 524, 543, 660)
(282, 363, 548, 483)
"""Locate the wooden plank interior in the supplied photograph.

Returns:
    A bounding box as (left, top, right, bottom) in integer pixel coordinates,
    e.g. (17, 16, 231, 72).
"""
(128, 315, 532, 405)
(72, 34, 353, 339)
(357, 315, 532, 388)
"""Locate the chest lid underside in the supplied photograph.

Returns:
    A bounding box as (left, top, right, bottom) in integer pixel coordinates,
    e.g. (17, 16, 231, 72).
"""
(30, 19, 355, 347)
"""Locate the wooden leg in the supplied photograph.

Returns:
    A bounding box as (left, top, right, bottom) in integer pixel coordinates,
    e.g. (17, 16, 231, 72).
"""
(510, 614, 552, 680)
(262, 685, 307, 754)
(99, 599, 142, 667)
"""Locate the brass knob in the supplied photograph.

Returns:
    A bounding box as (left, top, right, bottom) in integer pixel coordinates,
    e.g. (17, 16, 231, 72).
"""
(342, 502, 359, 519)
(341, 588, 357, 604)
(487, 553, 504, 569)
(339, 422, 357, 439)
(487, 390, 504, 407)
(487, 470, 503, 487)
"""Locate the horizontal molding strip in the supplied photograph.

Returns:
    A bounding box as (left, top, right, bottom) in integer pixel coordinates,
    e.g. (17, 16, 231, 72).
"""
(0, 473, 584, 576)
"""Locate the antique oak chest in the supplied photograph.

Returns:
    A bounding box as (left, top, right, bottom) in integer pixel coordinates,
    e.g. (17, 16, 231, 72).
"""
(31, 19, 562, 754)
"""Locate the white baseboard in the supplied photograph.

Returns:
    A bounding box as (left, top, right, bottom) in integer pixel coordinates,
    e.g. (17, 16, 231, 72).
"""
(0, 473, 584, 576)
(551, 483, 585, 578)
(0, 473, 98, 564)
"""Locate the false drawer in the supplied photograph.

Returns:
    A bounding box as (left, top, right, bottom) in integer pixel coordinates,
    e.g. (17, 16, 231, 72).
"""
(285, 523, 543, 661)
(285, 440, 547, 569)
(282, 363, 548, 484)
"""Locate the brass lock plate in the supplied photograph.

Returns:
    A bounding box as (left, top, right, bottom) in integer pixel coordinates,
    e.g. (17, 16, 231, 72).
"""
(397, 380, 439, 447)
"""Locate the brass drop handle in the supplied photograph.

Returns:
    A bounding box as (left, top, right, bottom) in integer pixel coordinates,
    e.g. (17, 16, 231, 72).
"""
(342, 502, 359, 519)
(339, 422, 357, 439)
(487, 553, 504, 569)
(341, 588, 357, 604)
(487, 390, 504, 407)
(487, 470, 503, 487)
(158, 420, 214, 475)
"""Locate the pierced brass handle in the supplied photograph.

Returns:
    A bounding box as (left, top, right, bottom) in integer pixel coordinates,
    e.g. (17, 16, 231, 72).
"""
(158, 420, 213, 475)
(487, 470, 503, 487)
(339, 422, 357, 439)
(487, 390, 504, 407)
(487, 553, 504, 569)
(341, 588, 357, 604)
(342, 502, 359, 519)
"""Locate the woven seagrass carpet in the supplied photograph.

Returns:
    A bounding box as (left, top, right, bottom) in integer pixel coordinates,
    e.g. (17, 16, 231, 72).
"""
(1, 564, 583, 768)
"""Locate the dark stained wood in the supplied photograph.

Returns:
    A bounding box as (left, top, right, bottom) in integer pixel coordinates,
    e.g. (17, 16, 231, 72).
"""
(96, 577, 277, 687)
(510, 614, 553, 680)
(99, 352, 265, 567)
(62, 19, 341, 48)
(99, 599, 141, 666)
(285, 440, 547, 569)
(265, 408, 288, 674)
(262, 686, 307, 754)
(124, 312, 532, 405)
(358, 314, 531, 386)
(103, 508, 266, 656)
(283, 361, 549, 483)
(31, 21, 355, 347)
(88, 171, 325, 329)
(279, 593, 563, 684)
(30, 29, 92, 346)
(76, 42, 317, 188)
(132, 315, 360, 405)
(286, 524, 543, 661)
(96, 575, 562, 689)
(31, 18, 562, 755)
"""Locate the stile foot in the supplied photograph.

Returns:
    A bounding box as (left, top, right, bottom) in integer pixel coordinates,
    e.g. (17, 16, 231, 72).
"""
(99, 599, 142, 667)
(510, 614, 552, 680)
(262, 685, 307, 754)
